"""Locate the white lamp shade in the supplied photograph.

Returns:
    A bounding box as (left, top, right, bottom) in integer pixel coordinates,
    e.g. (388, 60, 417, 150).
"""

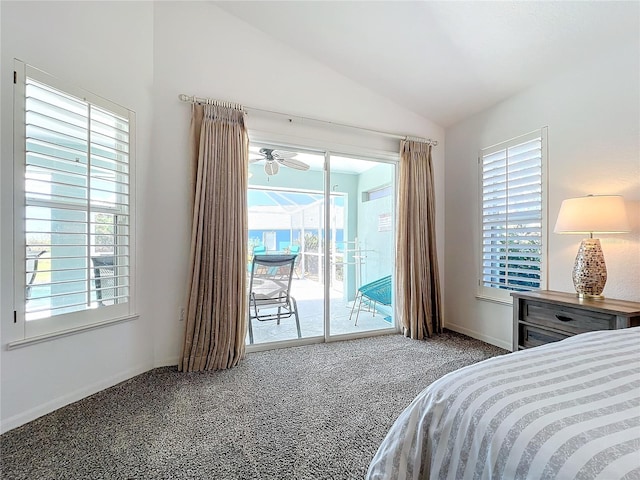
(554, 195, 630, 234)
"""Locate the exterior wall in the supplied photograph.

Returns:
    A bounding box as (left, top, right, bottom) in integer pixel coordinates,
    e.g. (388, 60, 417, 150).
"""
(357, 163, 395, 286)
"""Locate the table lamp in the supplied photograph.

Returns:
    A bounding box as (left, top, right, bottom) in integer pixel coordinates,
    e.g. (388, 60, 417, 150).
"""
(554, 195, 630, 298)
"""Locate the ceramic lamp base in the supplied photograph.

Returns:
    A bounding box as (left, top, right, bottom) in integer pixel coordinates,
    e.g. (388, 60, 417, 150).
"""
(572, 238, 607, 298)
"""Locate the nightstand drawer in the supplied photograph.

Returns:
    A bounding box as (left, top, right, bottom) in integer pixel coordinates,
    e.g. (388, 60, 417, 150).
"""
(519, 324, 571, 349)
(523, 301, 616, 335)
(512, 291, 640, 351)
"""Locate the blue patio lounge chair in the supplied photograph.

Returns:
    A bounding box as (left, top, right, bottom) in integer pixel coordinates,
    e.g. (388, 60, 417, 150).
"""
(289, 245, 301, 278)
(349, 275, 392, 326)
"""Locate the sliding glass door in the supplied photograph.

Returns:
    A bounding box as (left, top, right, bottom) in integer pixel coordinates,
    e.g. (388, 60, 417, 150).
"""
(328, 155, 395, 336)
(247, 143, 396, 348)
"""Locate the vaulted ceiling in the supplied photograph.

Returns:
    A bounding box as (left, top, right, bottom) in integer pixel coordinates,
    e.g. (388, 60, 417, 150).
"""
(217, 1, 639, 127)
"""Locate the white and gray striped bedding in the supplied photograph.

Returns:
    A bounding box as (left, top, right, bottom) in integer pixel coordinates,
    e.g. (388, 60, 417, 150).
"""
(367, 327, 640, 480)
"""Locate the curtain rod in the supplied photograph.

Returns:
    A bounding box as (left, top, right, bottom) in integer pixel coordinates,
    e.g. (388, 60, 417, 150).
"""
(178, 94, 438, 147)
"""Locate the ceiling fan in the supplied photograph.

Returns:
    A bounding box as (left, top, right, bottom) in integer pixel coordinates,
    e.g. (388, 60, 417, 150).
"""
(249, 148, 310, 176)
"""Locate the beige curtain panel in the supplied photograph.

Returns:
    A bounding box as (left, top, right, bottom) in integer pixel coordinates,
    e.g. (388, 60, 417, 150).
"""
(396, 140, 442, 339)
(179, 104, 249, 372)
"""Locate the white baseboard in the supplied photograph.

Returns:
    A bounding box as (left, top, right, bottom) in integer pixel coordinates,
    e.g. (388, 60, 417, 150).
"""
(445, 322, 513, 351)
(155, 356, 179, 368)
(0, 362, 153, 434)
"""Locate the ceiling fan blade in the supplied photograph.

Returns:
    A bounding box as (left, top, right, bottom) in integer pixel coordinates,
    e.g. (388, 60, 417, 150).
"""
(249, 156, 262, 163)
(279, 157, 310, 171)
(272, 150, 297, 159)
(264, 161, 279, 176)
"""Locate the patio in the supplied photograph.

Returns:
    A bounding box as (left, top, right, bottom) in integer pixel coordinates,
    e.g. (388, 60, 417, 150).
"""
(247, 154, 396, 345)
(247, 277, 394, 345)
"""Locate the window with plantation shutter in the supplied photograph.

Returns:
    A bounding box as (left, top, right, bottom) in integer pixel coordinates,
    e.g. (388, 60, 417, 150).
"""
(13, 61, 136, 340)
(478, 129, 547, 301)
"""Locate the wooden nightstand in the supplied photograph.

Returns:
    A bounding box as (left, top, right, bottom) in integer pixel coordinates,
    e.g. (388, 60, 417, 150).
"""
(511, 290, 640, 351)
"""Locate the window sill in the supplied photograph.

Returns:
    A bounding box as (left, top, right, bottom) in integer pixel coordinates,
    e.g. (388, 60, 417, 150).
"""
(7, 314, 139, 350)
(475, 294, 513, 306)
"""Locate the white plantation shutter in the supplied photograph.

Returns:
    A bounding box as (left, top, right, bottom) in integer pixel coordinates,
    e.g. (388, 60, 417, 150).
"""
(14, 62, 135, 339)
(479, 129, 546, 299)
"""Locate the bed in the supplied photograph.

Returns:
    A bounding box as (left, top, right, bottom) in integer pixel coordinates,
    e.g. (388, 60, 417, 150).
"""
(367, 327, 640, 480)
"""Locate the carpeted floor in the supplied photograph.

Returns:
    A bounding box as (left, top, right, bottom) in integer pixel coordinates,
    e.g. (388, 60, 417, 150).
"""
(0, 331, 507, 479)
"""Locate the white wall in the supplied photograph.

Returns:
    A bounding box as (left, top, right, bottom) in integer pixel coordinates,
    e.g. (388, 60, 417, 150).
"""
(0, 1, 155, 432)
(1, 1, 445, 431)
(150, 2, 445, 366)
(444, 43, 640, 350)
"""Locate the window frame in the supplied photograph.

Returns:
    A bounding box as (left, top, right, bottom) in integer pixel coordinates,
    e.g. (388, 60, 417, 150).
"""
(363, 184, 392, 202)
(476, 128, 548, 304)
(12, 60, 137, 342)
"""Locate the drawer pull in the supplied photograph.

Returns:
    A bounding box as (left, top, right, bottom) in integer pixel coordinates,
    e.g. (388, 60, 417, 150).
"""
(555, 314, 573, 322)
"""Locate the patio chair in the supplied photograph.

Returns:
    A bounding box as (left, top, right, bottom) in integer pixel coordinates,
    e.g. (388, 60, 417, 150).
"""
(289, 245, 302, 278)
(26, 250, 46, 299)
(349, 275, 392, 326)
(91, 255, 116, 306)
(248, 254, 301, 344)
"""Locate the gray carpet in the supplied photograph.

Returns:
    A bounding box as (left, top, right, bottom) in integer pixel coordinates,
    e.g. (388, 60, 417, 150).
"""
(0, 331, 507, 479)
